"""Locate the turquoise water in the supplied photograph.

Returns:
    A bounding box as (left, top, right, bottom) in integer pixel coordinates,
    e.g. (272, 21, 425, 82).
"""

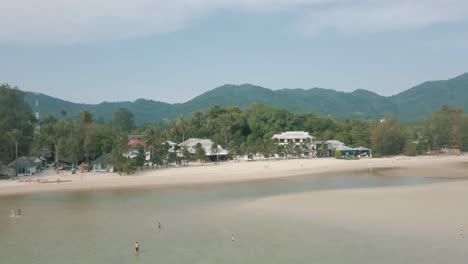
(1, 174, 466, 263)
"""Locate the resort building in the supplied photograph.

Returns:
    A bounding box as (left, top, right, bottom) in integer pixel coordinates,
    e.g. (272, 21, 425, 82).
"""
(166, 141, 178, 153)
(272, 131, 314, 145)
(7, 156, 38, 176)
(310, 141, 332, 157)
(325, 140, 345, 150)
(178, 138, 228, 161)
(272, 131, 315, 158)
(354, 146, 371, 157)
(125, 139, 148, 159)
(93, 153, 113, 172)
(335, 145, 356, 157)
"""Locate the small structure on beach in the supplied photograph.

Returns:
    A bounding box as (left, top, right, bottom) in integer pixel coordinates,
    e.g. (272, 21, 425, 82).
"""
(27, 156, 44, 172)
(7, 156, 38, 176)
(354, 146, 371, 157)
(335, 145, 356, 157)
(93, 153, 113, 172)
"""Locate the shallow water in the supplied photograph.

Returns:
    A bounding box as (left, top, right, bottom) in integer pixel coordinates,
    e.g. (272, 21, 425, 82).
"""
(1, 173, 466, 263)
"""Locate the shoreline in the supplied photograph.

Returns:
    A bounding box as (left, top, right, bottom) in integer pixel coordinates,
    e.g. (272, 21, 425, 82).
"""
(1, 155, 467, 197)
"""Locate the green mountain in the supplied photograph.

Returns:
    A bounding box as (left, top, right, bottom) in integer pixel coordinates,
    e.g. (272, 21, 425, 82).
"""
(23, 72, 468, 124)
(390, 72, 468, 121)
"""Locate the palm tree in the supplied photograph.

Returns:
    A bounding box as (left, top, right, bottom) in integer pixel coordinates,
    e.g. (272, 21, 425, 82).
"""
(222, 125, 231, 149)
(176, 117, 190, 142)
(182, 146, 191, 166)
(211, 143, 219, 163)
(168, 120, 179, 142)
(195, 143, 206, 165)
(144, 127, 161, 168)
(6, 129, 21, 176)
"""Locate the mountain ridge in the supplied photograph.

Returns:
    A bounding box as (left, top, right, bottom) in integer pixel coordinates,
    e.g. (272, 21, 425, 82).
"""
(22, 72, 468, 124)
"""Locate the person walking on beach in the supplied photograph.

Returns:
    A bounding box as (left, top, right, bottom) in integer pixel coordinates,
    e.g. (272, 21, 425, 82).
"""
(17, 208, 21, 216)
(10, 208, 15, 217)
(134, 242, 139, 253)
(231, 234, 235, 242)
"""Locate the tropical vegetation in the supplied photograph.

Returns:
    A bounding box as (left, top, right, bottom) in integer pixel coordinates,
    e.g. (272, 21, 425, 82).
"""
(2, 84, 468, 175)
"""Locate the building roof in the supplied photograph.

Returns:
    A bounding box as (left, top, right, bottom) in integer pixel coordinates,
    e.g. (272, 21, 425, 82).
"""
(128, 139, 147, 149)
(311, 140, 327, 144)
(7, 156, 37, 169)
(179, 138, 228, 155)
(354, 146, 370, 151)
(166, 141, 178, 146)
(94, 153, 111, 164)
(336, 145, 354, 151)
(128, 134, 144, 140)
(272, 131, 314, 140)
(326, 140, 345, 146)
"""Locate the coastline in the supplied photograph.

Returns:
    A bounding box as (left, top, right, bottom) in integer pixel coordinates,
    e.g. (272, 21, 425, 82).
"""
(1, 155, 467, 197)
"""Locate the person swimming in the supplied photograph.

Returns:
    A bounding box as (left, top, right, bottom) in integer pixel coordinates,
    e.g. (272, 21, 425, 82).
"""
(134, 242, 139, 253)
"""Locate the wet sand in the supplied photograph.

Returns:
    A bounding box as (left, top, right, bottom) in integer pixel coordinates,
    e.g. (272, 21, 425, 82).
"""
(0, 155, 467, 196)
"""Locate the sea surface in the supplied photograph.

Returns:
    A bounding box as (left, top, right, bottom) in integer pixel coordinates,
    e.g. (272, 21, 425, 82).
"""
(1, 172, 466, 263)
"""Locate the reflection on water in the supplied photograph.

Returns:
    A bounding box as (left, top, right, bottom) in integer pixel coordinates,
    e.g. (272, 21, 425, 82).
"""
(0, 173, 466, 263)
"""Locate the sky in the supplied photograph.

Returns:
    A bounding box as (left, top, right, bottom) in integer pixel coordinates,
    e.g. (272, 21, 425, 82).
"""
(1, 0, 468, 104)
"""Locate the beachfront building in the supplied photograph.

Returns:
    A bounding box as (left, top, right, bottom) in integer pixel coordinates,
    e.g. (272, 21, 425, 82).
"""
(93, 153, 113, 172)
(354, 146, 371, 157)
(7, 156, 38, 176)
(272, 131, 314, 146)
(27, 156, 44, 172)
(178, 138, 228, 161)
(272, 131, 314, 158)
(335, 145, 356, 157)
(166, 141, 178, 153)
(310, 141, 332, 157)
(126, 138, 148, 159)
(326, 140, 345, 150)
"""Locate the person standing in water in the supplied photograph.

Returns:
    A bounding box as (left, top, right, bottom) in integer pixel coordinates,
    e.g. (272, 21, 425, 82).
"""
(158, 221, 161, 231)
(134, 242, 139, 253)
(10, 208, 15, 217)
(17, 208, 21, 216)
(231, 234, 235, 242)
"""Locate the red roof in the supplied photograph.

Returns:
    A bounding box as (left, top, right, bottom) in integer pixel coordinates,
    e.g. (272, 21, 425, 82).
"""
(128, 139, 147, 149)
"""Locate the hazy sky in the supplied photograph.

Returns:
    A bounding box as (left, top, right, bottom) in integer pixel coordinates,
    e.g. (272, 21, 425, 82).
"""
(1, 0, 468, 104)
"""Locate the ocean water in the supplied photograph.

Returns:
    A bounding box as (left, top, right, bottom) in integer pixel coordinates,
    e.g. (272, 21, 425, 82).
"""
(1, 173, 466, 263)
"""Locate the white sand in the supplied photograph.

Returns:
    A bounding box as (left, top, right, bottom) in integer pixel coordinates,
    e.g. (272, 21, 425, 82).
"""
(239, 156, 468, 241)
(0, 155, 467, 196)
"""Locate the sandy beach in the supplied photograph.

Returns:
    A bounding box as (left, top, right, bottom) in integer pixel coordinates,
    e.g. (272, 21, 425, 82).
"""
(233, 155, 468, 243)
(240, 177, 468, 242)
(0, 154, 467, 196)
(2, 155, 468, 263)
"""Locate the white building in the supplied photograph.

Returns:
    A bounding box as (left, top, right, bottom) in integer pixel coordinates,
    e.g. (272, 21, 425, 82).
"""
(178, 138, 228, 156)
(271, 131, 314, 145)
(325, 140, 345, 150)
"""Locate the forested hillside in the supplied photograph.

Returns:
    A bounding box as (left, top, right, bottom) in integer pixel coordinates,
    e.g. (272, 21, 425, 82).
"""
(21, 72, 468, 124)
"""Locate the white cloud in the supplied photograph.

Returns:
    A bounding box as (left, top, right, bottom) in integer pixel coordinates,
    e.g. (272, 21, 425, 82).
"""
(1, 0, 467, 44)
(296, 0, 468, 35)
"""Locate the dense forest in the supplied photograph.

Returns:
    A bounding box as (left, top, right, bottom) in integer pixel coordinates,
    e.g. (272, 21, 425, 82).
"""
(23, 72, 468, 124)
(2, 84, 468, 175)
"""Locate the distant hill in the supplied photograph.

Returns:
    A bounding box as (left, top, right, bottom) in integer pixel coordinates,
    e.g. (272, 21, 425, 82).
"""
(390, 72, 468, 121)
(23, 72, 468, 124)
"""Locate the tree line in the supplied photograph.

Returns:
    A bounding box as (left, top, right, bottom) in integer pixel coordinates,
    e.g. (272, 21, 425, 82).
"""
(1, 84, 468, 174)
